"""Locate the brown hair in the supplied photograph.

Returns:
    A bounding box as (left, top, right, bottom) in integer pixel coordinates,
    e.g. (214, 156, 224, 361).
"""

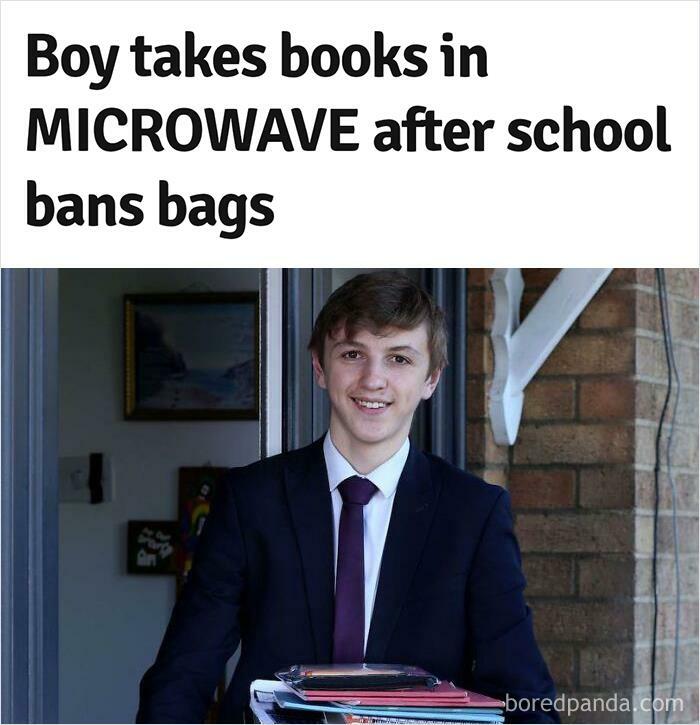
(308, 271, 448, 375)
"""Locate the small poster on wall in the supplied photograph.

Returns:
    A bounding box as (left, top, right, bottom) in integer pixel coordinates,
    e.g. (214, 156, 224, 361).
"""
(178, 467, 229, 582)
(127, 521, 180, 575)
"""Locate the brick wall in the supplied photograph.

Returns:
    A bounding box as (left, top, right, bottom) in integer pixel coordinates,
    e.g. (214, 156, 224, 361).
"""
(466, 269, 699, 724)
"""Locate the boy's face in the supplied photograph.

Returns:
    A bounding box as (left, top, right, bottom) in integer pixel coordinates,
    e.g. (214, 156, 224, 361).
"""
(312, 323, 441, 455)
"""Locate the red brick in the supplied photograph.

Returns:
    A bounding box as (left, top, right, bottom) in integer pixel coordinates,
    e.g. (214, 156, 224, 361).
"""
(579, 379, 636, 420)
(635, 645, 700, 710)
(533, 600, 633, 643)
(467, 289, 493, 332)
(539, 645, 575, 689)
(522, 555, 575, 596)
(670, 298, 699, 343)
(467, 333, 493, 375)
(635, 380, 670, 422)
(578, 555, 635, 597)
(657, 515, 699, 554)
(467, 269, 494, 288)
(635, 600, 699, 641)
(579, 643, 634, 689)
(635, 555, 698, 600)
(513, 423, 634, 465)
(467, 377, 488, 419)
(636, 337, 698, 387)
(665, 269, 699, 300)
(579, 288, 637, 330)
(579, 467, 635, 509)
(510, 468, 576, 509)
(634, 424, 699, 470)
(523, 379, 576, 420)
(466, 421, 508, 467)
(635, 289, 662, 334)
(541, 335, 636, 376)
(516, 512, 633, 554)
(635, 470, 699, 512)
(521, 268, 561, 289)
(610, 268, 655, 287)
(520, 289, 542, 319)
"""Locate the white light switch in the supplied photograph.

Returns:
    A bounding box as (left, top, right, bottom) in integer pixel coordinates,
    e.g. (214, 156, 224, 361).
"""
(59, 455, 114, 503)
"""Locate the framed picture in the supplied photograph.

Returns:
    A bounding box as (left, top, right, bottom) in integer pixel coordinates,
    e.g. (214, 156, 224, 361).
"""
(124, 292, 259, 420)
(177, 466, 228, 582)
(127, 521, 180, 575)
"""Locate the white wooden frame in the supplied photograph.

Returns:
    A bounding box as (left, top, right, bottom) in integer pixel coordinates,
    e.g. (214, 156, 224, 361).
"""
(489, 268, 612, 445)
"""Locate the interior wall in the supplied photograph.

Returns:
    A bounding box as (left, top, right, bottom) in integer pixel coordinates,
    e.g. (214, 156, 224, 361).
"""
(58, 269, 260, 724)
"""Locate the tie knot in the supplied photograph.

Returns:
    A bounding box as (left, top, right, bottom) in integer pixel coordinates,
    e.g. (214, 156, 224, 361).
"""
(338, 476, 377, 506)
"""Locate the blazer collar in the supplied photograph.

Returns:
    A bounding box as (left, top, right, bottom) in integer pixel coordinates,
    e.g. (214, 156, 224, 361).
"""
(283, 438, 335, 663)
(365, 443, 439, 662)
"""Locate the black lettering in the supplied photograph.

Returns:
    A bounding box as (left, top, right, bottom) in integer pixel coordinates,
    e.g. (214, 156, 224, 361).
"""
(153, 45, 181, 77)
(218, 194, 247, 239)
(656, 106, 671, 151)
(130, 36, 152, 76)
(624, 119, 653, 151)
(533, 119, 560, 151)
(257, 109, 294, 151)
(281, 31, 307, 77)
(242, 45, 267, 77)
(213, 45, 239, 76)
(249, 193, 275, 227)
(56, 194, 84, 226)
(27, 34, 58, 77)
(27, 108, 70, 150)
(374, 119, 401, 151)
(94, 108, 128, 151)
(165, 108, 203, 151)
(206, 108, 257, 150)
(132, 109, 164, 151)
(593, 119, 622, 151)
(563, 106, 591, 151)
(507, 119, 532, 151)
(292, 108, 326, 150)
(119, 194, 144, 226)
(341, 44, 371, 77)
(330, 109, 358, 150)
(26, 180, 54, 225)
(159, 179, 186, 226)
(185, 31, 212, 76)
(87, 194, 117, 226)
(403, 44, 428, 77)
(373, 32, 401, 77)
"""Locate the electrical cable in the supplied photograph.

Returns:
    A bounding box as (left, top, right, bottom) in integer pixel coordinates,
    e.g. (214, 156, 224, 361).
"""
(657, 270, 682, 723)
(651, 269, 672, 722)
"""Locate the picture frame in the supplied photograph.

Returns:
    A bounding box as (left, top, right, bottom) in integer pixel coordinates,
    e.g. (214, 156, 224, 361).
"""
(127, 521, 180, 575)
(177, 466, 228, 583)
(124, 292, 259, 420)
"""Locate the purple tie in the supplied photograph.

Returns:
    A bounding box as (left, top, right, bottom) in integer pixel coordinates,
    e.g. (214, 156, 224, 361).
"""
(332, 476, 378, 664)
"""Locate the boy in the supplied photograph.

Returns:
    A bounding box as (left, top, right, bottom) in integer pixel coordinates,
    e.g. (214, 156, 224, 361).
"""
(137, 271, 556, 723)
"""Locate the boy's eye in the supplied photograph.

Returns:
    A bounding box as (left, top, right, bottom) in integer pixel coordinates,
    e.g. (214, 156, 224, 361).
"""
(342, 350, 361, 360)
(392, 355, 411, 365)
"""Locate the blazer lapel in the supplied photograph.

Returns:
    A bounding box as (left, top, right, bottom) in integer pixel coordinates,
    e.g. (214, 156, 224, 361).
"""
(365, 445, 439, 662)
(283, 439, 335, 663)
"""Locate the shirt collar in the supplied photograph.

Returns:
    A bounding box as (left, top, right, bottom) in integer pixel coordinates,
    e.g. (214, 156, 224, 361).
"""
(323, 432, 410, 499)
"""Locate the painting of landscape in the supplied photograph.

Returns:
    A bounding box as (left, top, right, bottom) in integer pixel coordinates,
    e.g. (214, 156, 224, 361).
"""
(124, 293, 258, 420)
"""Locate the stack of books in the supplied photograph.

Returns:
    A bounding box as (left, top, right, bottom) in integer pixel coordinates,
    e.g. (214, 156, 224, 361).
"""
(249, 664, 505, 724)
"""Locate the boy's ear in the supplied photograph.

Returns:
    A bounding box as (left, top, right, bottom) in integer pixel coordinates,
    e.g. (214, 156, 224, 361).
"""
(421, 366, 442, 400)
(311, 351, 327, 389)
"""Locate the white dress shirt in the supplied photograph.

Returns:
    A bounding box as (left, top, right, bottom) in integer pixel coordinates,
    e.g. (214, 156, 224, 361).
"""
(323, 432, 410, 652)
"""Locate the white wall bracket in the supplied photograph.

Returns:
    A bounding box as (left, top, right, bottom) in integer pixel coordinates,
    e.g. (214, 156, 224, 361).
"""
(489, 268, 613, 445)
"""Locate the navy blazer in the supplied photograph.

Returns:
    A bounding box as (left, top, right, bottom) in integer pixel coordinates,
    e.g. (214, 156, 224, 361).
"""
(137, 440, 557, 723)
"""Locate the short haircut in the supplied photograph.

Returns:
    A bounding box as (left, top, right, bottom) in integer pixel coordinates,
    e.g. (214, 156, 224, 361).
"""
(308, 271, 448, 375)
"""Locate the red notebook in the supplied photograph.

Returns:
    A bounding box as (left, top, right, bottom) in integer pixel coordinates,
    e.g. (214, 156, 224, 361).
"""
(295, 680, 506, 707)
